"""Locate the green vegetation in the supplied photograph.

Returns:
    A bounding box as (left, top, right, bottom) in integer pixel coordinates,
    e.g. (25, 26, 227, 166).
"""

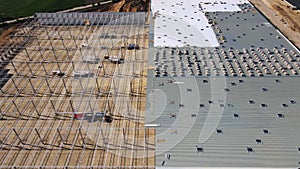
(0, 0, 86, 22)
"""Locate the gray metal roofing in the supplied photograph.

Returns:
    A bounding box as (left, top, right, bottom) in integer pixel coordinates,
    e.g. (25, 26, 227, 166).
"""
(146, 77, 300, 167)
(146, 1, 300, 168)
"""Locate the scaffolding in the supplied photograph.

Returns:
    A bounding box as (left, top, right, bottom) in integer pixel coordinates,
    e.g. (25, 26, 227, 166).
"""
(0, 12, 154, 168)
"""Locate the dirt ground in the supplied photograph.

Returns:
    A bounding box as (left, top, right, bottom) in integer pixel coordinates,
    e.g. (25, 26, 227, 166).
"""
(98, 0, 149, 12)
(0, 26, 17, 46)
(249, 0, 300, 49)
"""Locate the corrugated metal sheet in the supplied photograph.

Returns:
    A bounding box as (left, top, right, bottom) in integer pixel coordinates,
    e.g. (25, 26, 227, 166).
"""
(147, 0, 300, 168)
(146, 77, 300, 167)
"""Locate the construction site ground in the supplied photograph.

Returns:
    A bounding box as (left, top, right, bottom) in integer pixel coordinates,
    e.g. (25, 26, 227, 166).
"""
(0, 15, 155, 168)
(249, 0, 300, 49)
